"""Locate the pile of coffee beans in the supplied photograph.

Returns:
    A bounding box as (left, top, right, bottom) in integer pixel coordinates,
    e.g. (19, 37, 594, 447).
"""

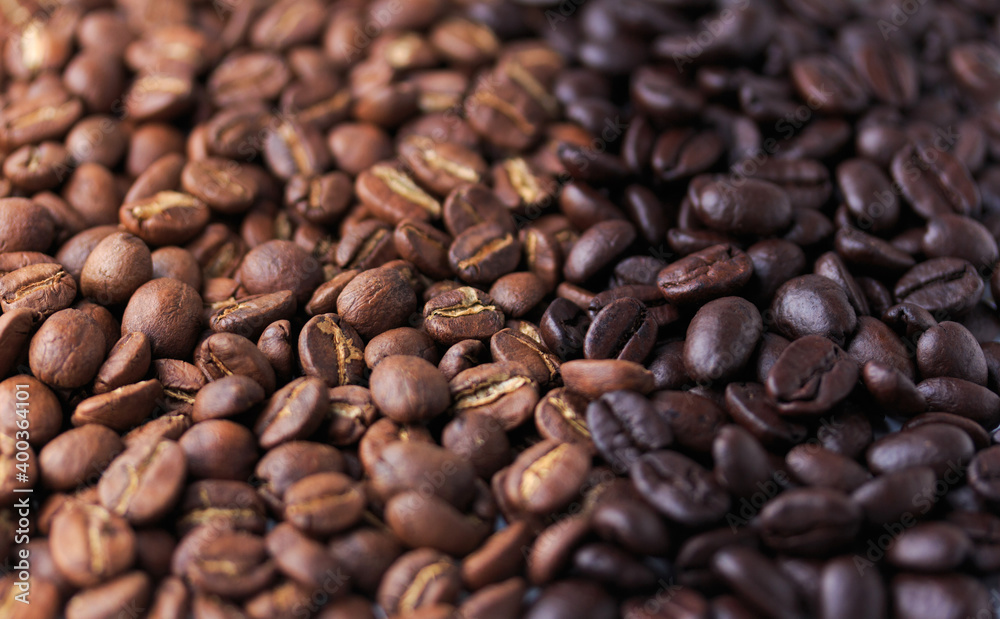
(4, 0, 1000, 617)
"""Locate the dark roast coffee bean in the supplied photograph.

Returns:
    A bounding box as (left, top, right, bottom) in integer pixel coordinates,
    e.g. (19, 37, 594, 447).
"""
(711, 546, 805, 619)
(725, 382, 808, 448)
(770, 275, 858, 346)
(917, 377, 1000, 428)
(584, 297, 656, 363)
(819, 555, 887, 619)
(690, 177, 792, 236)
(916, 321, 988, 385)
(758, 487, 862, 556)
(631, 450, 730, 526)
(684, 296, 762, 384)
(766, 335, 859, 416)
(564, 220, 636, 284)
(587, 390, 672, 474)
(891, 142, 980, 219)
(657, 244, 753, 306)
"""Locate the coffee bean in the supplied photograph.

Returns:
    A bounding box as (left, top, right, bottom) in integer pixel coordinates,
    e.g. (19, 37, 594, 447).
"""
(631, 450, 730, 526)
(38, 424, 124, 491)
(892, 142, 980, 219)
(819, 555, 887, 619)
(81, 232, 153, 306)
(298, 313, 366, 388)
(357, 163, 442, 225)
(583, 297, 656, 363)
(449, 361, 539, 430)
(540, 297, 590, 361)
(254, 376, 327, 449)
(97, 439, 186, 526)
(690, 177, 792, 236)
(759, 487, 862, 555)
(564, 220, 636, 284)
(885, 522, 972, 572)
(337, 266, 418, 339)
(916, 321, 988, 385)
(917, 377, 1000, 428)
(562, 359, 655, 399)
(724, 382, 808, 448)
(891, 573, 992, 619)
(657, 244, 754, 306)
(846, 316, 915, 381)
(369, 355, 450, 424)
(178, 480, 268, 535)
(208, 290, 296, 341)
(587, 390, 671, 473)
(654, 391, 729, 456)
(488, 329, 557, 388)
(503, 440, 590, 516)
(29, 308, 106, 389)
(771, 275, 858, 346)
(441, 412, 511, 479)
(121, 278, 202, 359)
(423, 286, 506, 346)
(195, 332, 277, 395)
(448, 222, 521, 286)
(377, 548, 462, 616)
(392, 219, 453, 281)
(237, 240, 324, 306)
(369, 440, 476, 508)
(386, 490, 491, 556)
(179, 419, 258, 481)
(4, 264, 75, 327)
(684, 296, 762, 384)
(766, 335, 859, 416)
(182, 528, 276, 599)
(50, 503, 136, 588)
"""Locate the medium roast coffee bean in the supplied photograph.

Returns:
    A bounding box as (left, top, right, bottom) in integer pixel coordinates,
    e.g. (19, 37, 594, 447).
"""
(0, 263, 77, 318)
(29, 308, 106, 389)
(284, 472, 366, 537)
(97, 439, 186, 526)
(195, 332, 277, 395)
(121, 278, 202, 359)
(423, 286, 506, 346)
(503, 440, 591, 516)
(370, 355, 450, 423)
(80, 232, 152, 305)
(298, 313, 366, 388)
(253, 376, 327, 449)
(50, 503, 136, 588)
